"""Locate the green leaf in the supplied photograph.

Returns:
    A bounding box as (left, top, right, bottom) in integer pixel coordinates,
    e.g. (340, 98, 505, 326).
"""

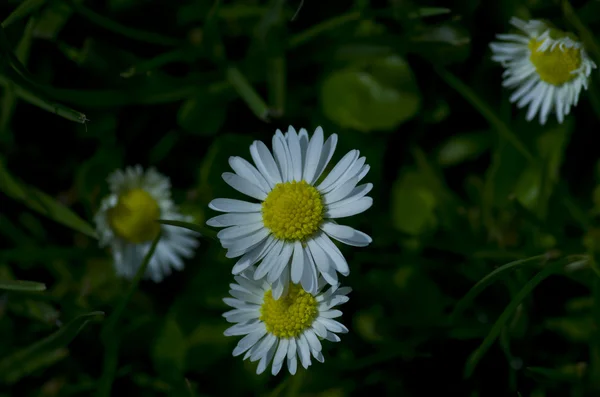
(1, 0, 46, 28)
(451, 254, 551, 323)
(390, 175, 437, 235)
(0, 160, 98, 239)
(464, 258, 568, 378)
(0, 279, 46, 291)
(321, 55, 421, 132)
(0, 311, 104, 383)
(152, 316, 187, 381)
(437, 132, 491, 167)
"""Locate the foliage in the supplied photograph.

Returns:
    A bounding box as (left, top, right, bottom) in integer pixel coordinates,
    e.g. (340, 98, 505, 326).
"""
(2, 0, 600, 395)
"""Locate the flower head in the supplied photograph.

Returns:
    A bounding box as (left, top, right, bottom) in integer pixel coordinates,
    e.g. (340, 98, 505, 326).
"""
(206, 126, 373, 298)
(490, 17, 596, 124)
(223, 267, 351, 375)
(94, 166, 199, 282)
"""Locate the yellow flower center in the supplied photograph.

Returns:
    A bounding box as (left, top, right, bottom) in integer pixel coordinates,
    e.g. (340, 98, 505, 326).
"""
(528, 39, 582, 86)
(107, 188, 161, 244)
(261, 180, 324, 241)
(260, 284, 318, 338)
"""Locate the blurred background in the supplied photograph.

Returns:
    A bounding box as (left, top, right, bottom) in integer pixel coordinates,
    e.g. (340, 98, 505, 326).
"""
(2, 0, 600, 395)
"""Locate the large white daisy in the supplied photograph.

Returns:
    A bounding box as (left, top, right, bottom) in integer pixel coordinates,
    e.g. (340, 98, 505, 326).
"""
(490, 17, 596, 125)
(94, 166, 199, 282)
(206, 126, 373, 298)
(223, 267, 350, 375)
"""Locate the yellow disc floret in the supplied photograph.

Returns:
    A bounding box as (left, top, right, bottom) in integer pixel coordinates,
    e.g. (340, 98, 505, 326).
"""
(108, 188, 161, 244)
(260, 284, 318, 338)
(262, 180, 324, 241)
(529, 38, 582, 86)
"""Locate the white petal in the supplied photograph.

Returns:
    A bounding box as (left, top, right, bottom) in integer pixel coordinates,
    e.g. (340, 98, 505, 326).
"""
(254, 239, 284, 280)
(302, 127, 324, 183)
(231, 236, 276, 274)
(316, 150, 358, 192)
(287, 339, 298, 375)
(290, 240, 304, 283)
(250, 141, 282, 186)
(296, 335, 311, 369)
(209, 198, 261, 213)
(326, 197, 373, 218)
(206, 212, 263, 227)
(323, 176, 358, 205)
(320, 309, 343, 318)
(273, 338, 289, 369)
(321, 222, 372, 247)
(300, 247, 318, 295)
(272, 132, 291, 182)
(249, 333, 277, 362)
(229, 156, 271, 193)
(306, 239, 338, 286)
(217, 222, 264, 240)
(318, 318, 348, 334)
(222, 172, 267, 200)
(223, 309, 260, 323)
(267, 242, 293, 283)
(304, 329, 322, 352)
(221, 227, 269, 252)
(286, 126, 303, 182)
(314, 233, 349, 275)
(311, 132, 338, 184)
(256, 338, 278, 374)
(225, 320, 263, 337)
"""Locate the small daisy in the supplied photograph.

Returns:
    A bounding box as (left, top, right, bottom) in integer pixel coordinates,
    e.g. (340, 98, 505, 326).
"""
(206, 126, 372, 298)
(223, 267, 351, 375)
(94, 166, 199, 282)
(490, 17, 596, 125)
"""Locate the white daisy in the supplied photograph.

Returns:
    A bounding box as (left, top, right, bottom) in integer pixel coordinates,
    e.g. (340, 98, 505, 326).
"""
(490, 17, 596, 125)
(223, 267, 351, 375)
(94, 165, 199, 282)
(206, 126, 373, 298)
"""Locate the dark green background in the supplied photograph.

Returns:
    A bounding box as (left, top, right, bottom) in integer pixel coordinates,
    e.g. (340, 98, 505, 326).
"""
(2, 0, 600, 396)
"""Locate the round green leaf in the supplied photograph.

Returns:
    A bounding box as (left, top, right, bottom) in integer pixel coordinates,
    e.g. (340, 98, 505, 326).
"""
(321, 55, 421, 132)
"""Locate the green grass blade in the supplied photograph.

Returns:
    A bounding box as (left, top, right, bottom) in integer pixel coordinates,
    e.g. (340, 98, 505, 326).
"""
(464, 258, 571, 378)
(434, 66, 536, 164)
(67, 0, 180, 47)
(101, 233, 161, 337)
(407, 7, 451, 19)
(0, 279, 46, 291)
(0, 311, 104, 382)
(288, 11, 361, 49)
(267, 56, 286, 117)
(1, 0, 46, 28)
(96, 233, 161, 397)
(226, 66, 270, 121)
(450, 253, 552, 323)
(0, 160, 97, 238)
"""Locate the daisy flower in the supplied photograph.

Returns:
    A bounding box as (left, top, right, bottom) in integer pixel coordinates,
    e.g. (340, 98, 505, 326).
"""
(223, 267, 351, 375)
(490, 17, 596, 125)
(94, 166, 199, 282)
(206, 126, 372, 298)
